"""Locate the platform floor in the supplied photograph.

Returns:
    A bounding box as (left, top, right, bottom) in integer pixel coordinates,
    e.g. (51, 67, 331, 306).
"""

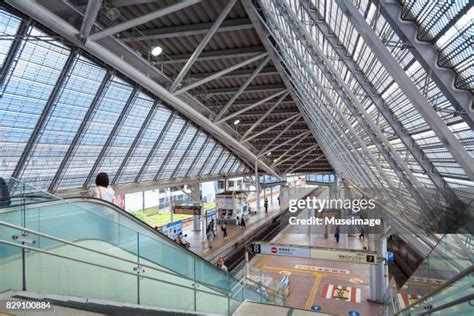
(184, 187, 317, 258)
(250, 207, 383, 315)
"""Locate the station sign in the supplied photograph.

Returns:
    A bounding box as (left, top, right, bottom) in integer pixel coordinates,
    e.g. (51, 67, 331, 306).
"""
(250, 243, 378, 264)
(250, 243, 310, 258)
(310, 248, 378, 265)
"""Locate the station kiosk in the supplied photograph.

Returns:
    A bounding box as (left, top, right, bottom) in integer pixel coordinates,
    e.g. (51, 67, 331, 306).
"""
(215, 191, 249, 224)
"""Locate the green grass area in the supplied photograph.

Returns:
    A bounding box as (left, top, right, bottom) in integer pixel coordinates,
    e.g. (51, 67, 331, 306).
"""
(130, 202, 216, 228)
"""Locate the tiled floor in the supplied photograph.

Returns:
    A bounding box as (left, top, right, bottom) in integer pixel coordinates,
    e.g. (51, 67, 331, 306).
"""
(249, 206, 384, 316)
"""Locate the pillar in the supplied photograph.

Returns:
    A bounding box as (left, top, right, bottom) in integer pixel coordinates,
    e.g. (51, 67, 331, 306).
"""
(191, 183, 201, 231)
(142, 191, 145, 212)
(339, 177, 348, 248)
(270, 186, 273, 205)
(369, 225, 388, 303)
(255, 160, 260, 211)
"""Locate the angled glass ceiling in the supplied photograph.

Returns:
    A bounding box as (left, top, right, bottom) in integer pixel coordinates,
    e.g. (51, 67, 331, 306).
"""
(0, 8, 251, 192)
(257, 0, 473, 233)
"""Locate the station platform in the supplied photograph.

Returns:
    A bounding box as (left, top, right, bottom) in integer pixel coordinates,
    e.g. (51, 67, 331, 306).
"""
(249, 206, 383, 315)
(184, 186, 317, 259)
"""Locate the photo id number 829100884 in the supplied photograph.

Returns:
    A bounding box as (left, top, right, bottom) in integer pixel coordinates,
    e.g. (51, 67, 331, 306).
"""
(2, 300, 53, 311)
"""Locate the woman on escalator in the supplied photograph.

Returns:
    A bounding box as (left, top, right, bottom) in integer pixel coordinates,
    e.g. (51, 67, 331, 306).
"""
(89, 172, 115, 204)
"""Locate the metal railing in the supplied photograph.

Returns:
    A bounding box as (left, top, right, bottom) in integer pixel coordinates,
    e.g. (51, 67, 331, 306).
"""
(394, 265, 474, 315)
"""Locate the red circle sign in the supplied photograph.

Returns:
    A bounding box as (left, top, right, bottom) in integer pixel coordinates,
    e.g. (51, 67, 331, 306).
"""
(271, 247, 278, 254)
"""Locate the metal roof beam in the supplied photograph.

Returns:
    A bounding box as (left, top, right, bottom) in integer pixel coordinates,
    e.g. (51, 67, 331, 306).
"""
(272, 145, 318, 168)
(258, 115, 301, 154)
(191, 66, 278, 80)
(122, 18, 253, 42)
(174, 52, 268, 95)
(207, 84, 285, 95)
(260, 131, 311, 157)
(374, 0, 474, 129)
(158, 46, 266, 64)
(335, 0, 474, 180)
(278, 1, 430, 210)
(242, 113, 301, 143)
(78, 0, 101, 41)
(170, 0, 236, 92)
(90, 0, 200, 41)
(214, 55, 271, 121)
(8, 0, 280, 178)
(300, 1, 461, 208)
(240, 91, 289, 140)
(216, 89, 287, 124)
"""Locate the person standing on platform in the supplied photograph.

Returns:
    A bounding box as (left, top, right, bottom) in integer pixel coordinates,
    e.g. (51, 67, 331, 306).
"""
(335, 225, 340, 243)
(359, 227, 365, 240)
(277, 195, 280, 206)
(236, 216, 240, 227)
(240, 216, 246, 228)
(221, 223, 228, 239)
(264, 198, 269, 214)
(210, 219, 216, 237)
(206, 222, 213, 249)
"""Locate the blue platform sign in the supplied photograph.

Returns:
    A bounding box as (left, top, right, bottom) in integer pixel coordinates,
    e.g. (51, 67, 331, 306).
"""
(311, 305, 322, 311)
(348, 311, 360, 316)
(161, 220, 183, 240)
(387, 251, 395, 262)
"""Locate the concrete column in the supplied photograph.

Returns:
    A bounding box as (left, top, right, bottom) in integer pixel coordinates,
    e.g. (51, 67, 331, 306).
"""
(142, 191, 146, 211)
(339, 177, 348, 248)
(270, 186, 273, 205)
(255, 161, 260, 211)
(369, 227, 388, 303)
(191, 183, 201, 231)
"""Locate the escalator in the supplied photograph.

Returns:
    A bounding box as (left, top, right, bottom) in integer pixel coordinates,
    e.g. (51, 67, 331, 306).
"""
(0, 178, 277, 315)
(384, 233, 473, 315)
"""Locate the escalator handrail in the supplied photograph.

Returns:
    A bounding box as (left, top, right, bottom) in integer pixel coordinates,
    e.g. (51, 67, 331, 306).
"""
(0, 220, 229, 293)
(394, 265, 474, 315)
(0, 238, 232, 300)
(63, 197, 249, 289)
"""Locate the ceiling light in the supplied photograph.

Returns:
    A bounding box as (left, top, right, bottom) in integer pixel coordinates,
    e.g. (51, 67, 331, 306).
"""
(267, 152, 271, 156)
(151, 46, 163, 57)
(234, 119, 240, 125)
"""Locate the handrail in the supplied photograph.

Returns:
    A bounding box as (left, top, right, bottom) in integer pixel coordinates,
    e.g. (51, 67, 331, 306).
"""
(417, 293, 474, 316)
(394, 265, 474, 315)
(244, 277, 285, 300)
(0, 239, 230, 299)
(0, 220, 231, 293)
(64, 197, 241, 282)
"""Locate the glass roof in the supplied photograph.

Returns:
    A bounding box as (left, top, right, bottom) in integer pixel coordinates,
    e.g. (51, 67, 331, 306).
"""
(0, 9, 251, 192)
(257, 0, 473, 232)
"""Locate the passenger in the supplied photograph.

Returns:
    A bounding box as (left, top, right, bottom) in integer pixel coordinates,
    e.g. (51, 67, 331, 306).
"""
(335, 225, 340, 243)
(359, 227, 365, 240)
(89, 172, 115, 204)
(236, 216, 240, 227)
(216, 257, 228, 271)
(180, 233, 190, 249)
(221, 223, 228, 239)
(0, 177, 11, 207)
(277, 195, 280, 206)
(240, 216, 246, 228)
(206, 222, 213, 249)
(264, 198, 269, 214)
(210, 219, 216, 237)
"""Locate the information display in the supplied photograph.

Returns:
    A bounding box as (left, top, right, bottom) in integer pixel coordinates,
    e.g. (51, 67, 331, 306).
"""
(172, 203, 202, 216)
(250, 243, 378, 265)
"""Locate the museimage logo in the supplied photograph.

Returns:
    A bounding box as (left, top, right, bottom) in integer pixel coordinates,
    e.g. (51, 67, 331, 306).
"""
(288, 197, 375, 213)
